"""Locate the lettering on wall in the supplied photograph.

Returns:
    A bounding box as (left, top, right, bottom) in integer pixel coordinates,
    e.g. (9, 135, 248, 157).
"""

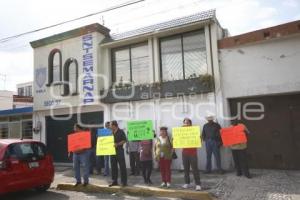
(82, 34, 94, 104)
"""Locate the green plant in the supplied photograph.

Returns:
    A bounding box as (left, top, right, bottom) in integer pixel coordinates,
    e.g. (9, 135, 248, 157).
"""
(152, 81, 162, 89)
(199, 74, 214, 88)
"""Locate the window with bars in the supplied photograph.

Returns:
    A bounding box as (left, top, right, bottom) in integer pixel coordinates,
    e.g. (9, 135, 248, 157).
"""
(24, 86, 32, 96)
(63, 58, 78, 96)
(112, 43, 150, 85)
(0, 124, 8, 139)
(18, 87, 24, 96)
(47, 49, 62, 86)
(9, 122, 20, 138)
(160, 30, 207, 82)
(22, 121, 33, 139)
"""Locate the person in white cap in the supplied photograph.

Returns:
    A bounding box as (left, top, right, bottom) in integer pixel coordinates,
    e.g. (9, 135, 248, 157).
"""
(202, 115, 224, 174)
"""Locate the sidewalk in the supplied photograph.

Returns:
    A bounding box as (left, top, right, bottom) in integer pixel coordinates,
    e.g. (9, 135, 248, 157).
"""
(53, 166, 300, 200)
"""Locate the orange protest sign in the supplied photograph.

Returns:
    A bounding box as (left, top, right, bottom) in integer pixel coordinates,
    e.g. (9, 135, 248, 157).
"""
(220, 125, 247, 147)
(68, 131, 91, 152)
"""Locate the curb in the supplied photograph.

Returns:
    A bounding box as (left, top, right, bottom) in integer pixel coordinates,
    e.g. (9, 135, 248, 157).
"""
(57, 183, 215, 200)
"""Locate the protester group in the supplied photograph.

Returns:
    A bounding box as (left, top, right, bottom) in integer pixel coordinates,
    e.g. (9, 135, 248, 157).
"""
(68, 115, 251, 191)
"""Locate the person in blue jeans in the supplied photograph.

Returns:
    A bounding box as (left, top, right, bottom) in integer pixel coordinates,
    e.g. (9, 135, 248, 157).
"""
(94, 122, 111, 176)
(103, 155, 110, 176)
(68, 124, 92, 187)
(202, 115, 224, 174)
(102, 122, 111, 176)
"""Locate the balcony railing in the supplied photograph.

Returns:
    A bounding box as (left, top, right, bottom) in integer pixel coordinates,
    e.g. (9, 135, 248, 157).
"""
(100, 74, 214, 103)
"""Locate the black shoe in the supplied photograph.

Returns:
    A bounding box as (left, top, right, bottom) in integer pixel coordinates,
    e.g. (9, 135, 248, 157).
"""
(83, 183, 89, 187)
(245, 174, 252, 179)
(109, 182, 119, 187)
(204, 170, 211, 174)
(218, 169, 225, 174)
(148, 179, 153, 185)
(74, 182, 81, 187)
(130, 172, 135, 176)
(236, 172, 242, 176)
(121, 183, 127, 187)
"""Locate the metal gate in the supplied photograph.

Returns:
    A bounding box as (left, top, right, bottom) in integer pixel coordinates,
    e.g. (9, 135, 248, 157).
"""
(229, 94, 300, 170)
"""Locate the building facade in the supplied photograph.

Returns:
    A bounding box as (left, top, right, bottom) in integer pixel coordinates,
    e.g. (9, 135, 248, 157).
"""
(31, 10, 233, 169)
(17, 81, 33, 97)
(218, 20, 300, 170)
(0, 107, 33, 139)
(0, 83, 33, 139)
(0, 90, 14, 110)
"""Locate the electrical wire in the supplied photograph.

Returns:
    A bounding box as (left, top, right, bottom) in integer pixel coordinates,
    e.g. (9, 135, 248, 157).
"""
(0, 0, 145, 44)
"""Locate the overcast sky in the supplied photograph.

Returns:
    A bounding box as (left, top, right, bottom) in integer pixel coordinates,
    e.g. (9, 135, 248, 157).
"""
(0, 0, 299, 91)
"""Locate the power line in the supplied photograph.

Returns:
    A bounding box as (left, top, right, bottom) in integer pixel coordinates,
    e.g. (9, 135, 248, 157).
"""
(0, 0, 202, 50)
(0, 0, 203, 49)
(107, 0, 204, 31)
(0, 0, 145, 44)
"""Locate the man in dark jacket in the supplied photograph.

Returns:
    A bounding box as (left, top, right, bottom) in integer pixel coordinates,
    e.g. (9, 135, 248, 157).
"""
(202, 115, 224, 174)
(109, 120, 128, 187)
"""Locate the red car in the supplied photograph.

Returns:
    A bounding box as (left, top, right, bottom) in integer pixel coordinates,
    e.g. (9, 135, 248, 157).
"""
(0, 139, 54, 194)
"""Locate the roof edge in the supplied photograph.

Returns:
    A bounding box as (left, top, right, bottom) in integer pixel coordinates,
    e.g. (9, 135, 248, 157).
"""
(30, 23, 110, 48)
(218, 20, 300, 49)
(100, 19, 212, 47)
(104, 9, 216, 43)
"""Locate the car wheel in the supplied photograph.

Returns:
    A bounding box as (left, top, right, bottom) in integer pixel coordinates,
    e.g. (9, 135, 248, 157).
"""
(35, 184, 51, 192)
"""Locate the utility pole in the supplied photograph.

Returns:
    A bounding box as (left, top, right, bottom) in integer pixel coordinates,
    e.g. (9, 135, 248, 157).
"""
(101, 16, 105, 26)
(0, 74, 7, 90)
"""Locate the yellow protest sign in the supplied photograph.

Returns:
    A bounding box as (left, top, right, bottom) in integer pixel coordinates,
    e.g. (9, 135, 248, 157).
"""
(172, 126, 201, 148)
(96, 136, 116, 156)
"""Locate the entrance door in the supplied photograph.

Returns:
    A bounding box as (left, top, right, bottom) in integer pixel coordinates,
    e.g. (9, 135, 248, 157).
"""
(229, 93, 300, 170)
(46, 111, 104, 163)
(46, 114, 77, 163)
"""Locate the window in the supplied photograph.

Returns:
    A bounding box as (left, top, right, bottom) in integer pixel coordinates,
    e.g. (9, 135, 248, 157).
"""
(0, 124, 8, 139)
(114, 49, 130, 83)
(112, 43, 150, 85)
(24, 86, 32, 96)
(63, 58, 78, 96)
(18, 87, 24, 96)
(9, 122, 20, 138)
(53, 53, 60, 82)
(7, 143, 46, 160)
(22, 121, 32, 139)
(47, 49, 62, 86)
(160, 30, 207, 81)
(131, 45, 150, 84)
(160, 36, 183, 81)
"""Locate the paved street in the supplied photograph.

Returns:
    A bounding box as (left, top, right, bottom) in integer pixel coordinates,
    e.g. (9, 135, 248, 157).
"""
(1, 189, 177, 200)
(52, 166, 300, 200)
(1, 167, 300, 200)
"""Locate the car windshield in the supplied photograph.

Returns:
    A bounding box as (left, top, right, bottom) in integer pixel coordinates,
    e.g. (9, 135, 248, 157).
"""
(7, 142, 46, 160)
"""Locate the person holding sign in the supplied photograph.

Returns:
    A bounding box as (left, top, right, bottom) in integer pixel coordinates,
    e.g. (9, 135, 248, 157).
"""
(202, 115, 224, 174)
(103, 122, 111, 176)
(109, 121, 128, 187)
(154, 127, 173, 188)
(181, 118, 202, 191)
(230, 120, 251, 178)
(95, 122, 113, 176)
(139, 138, 153, 185)
(68, 124, 92, 187)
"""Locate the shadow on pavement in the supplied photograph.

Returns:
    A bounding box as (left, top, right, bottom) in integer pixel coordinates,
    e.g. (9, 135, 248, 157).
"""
(0, 190, 70, 200)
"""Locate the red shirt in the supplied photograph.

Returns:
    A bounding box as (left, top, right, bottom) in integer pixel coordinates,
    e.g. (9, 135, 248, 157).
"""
(182, 148, 197, 156)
